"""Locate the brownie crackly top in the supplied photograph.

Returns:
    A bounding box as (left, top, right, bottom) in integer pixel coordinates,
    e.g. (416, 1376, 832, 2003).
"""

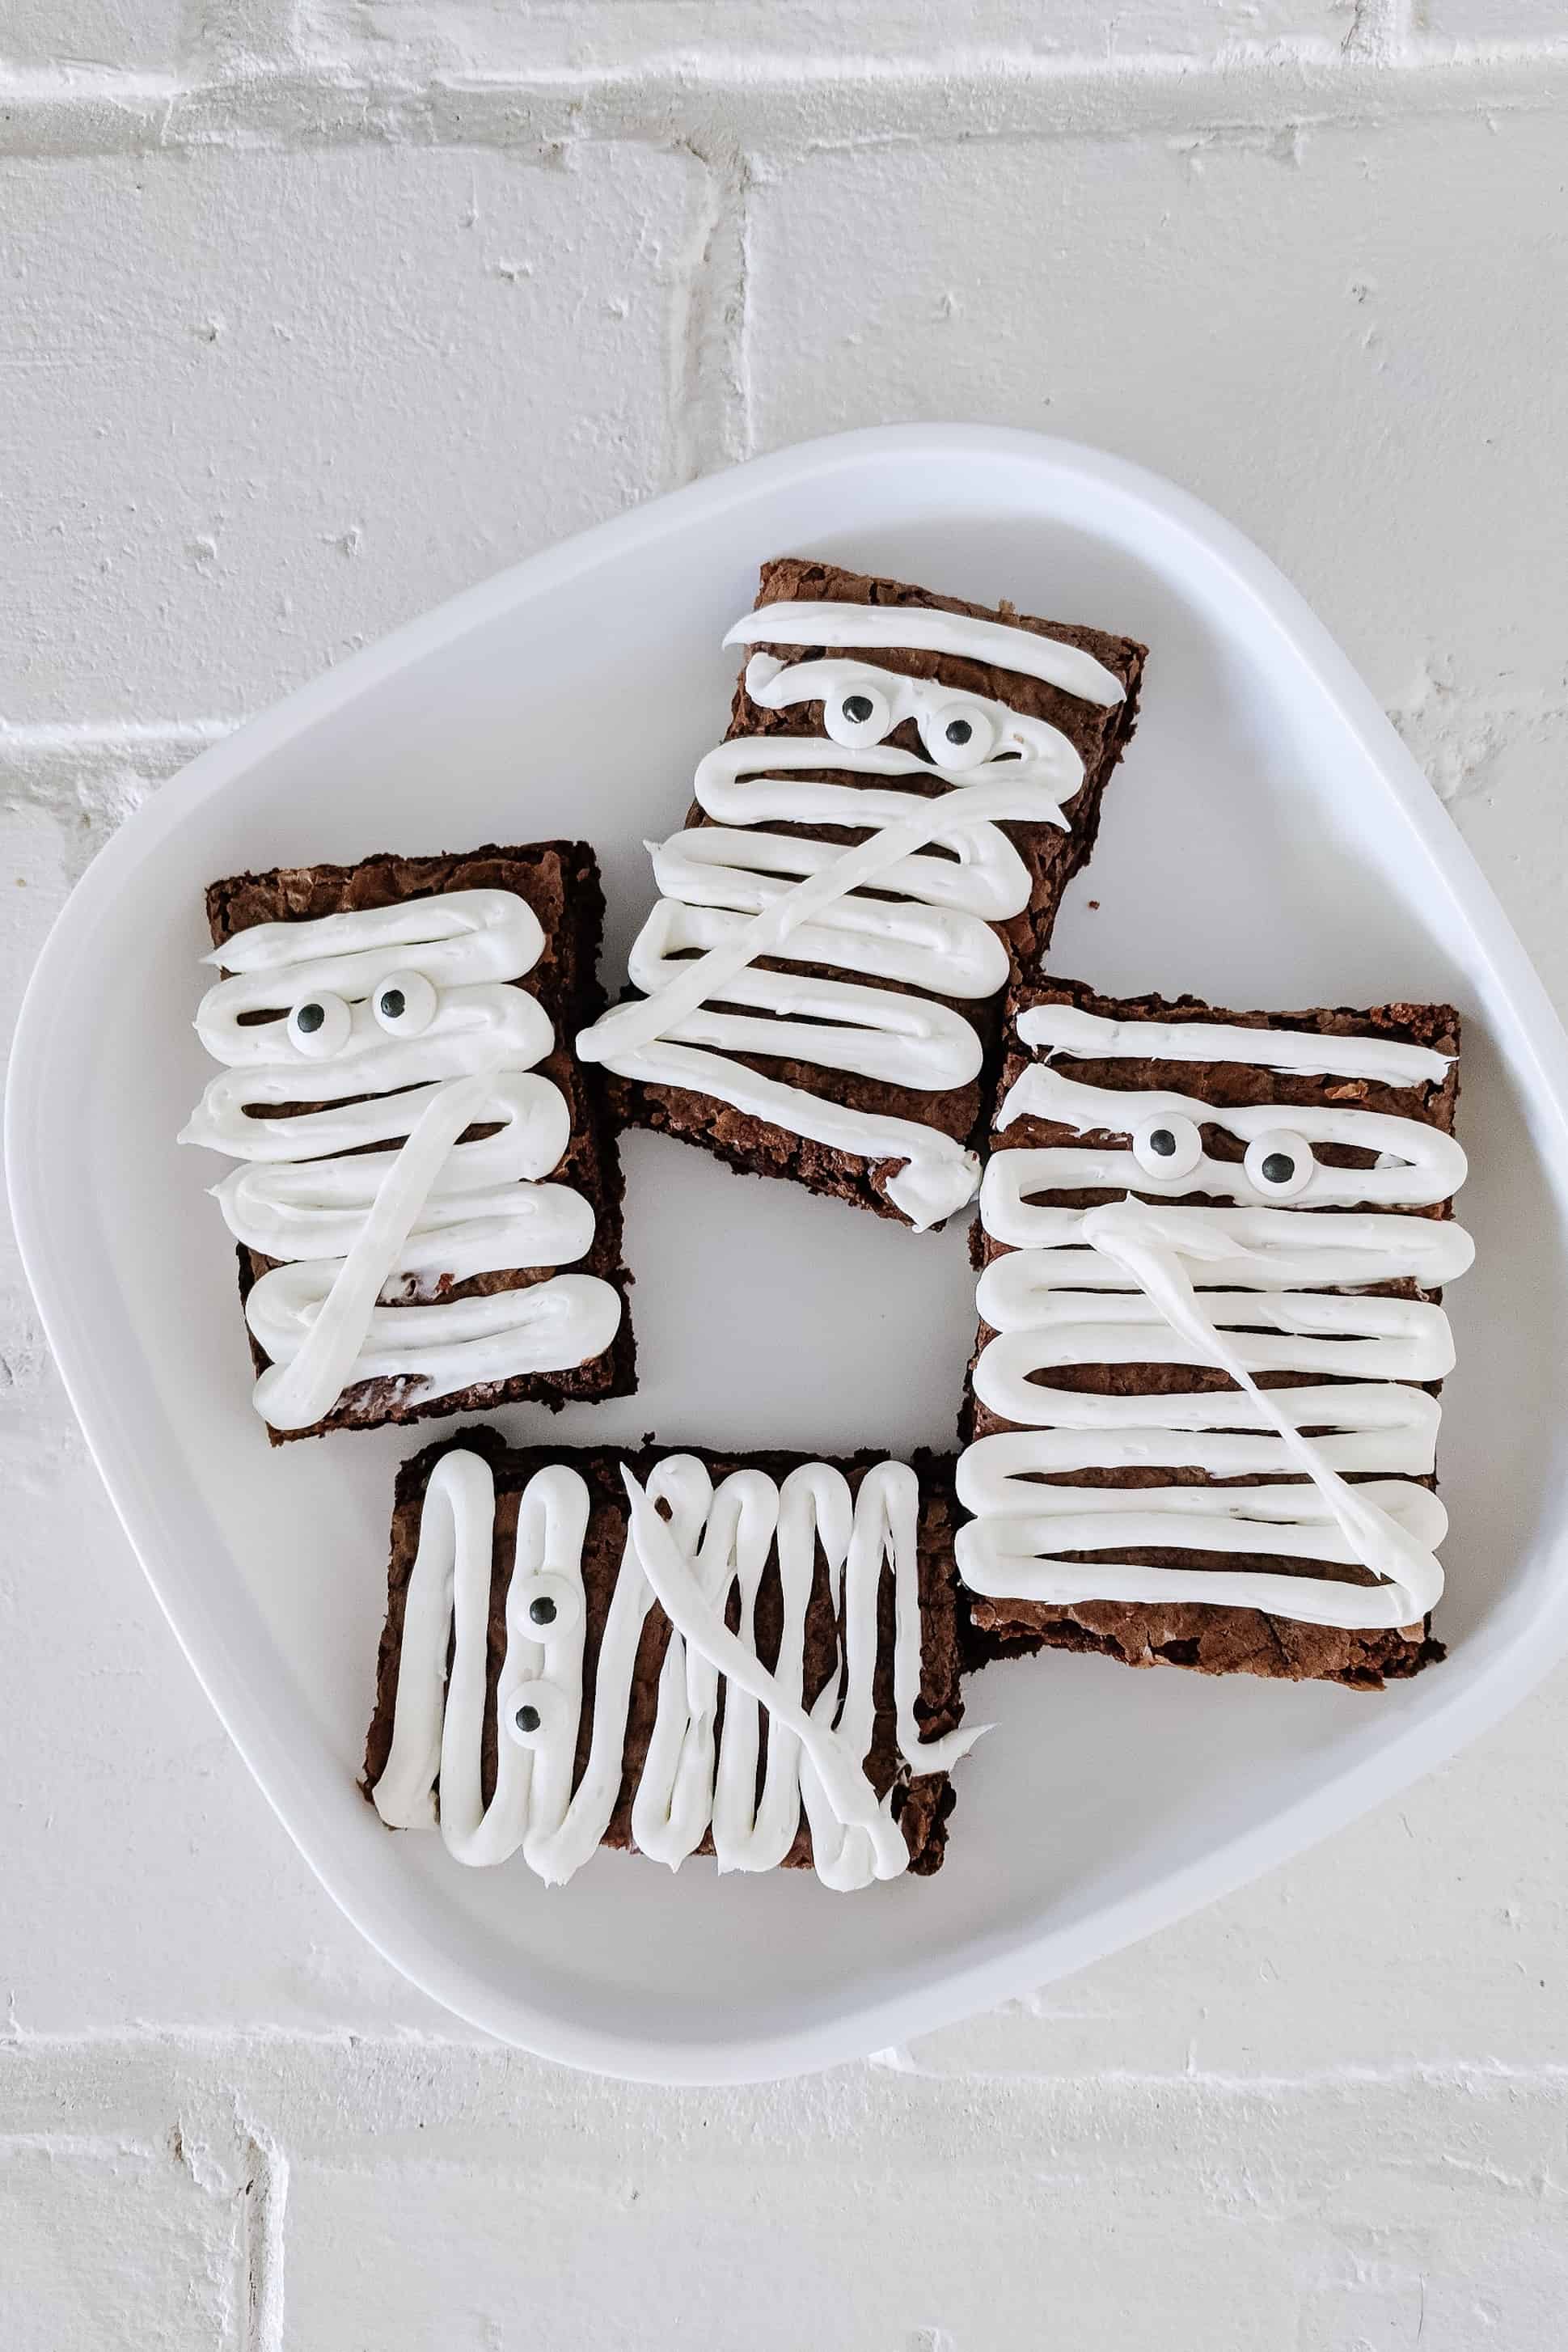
(365, 1428, 975, 1885)
(185, 844, 635, 1443)
(577, 557, 1146, 1229)
(957, 976, 1469, 1690)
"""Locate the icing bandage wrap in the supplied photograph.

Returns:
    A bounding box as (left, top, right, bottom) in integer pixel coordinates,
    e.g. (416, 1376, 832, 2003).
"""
(183, 879, 623, 1432)
(369, 1440, 980, 1890)
(577, 565, 1142, 1229)
(958, 994, 1471, 1641)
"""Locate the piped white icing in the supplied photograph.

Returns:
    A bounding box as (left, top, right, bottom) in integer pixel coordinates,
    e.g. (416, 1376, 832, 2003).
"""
(181, 888, 621, 1430)
(956, 1003, 1471, 1631)
(723, 600, 1129, 705)
(372, 1449, 981, 1892)
(1012, 1003, 1455, 1087)
(577, 599, 1126, 1229)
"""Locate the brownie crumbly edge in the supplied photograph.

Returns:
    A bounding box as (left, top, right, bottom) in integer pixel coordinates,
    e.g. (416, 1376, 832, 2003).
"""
(206, 844, 636, 1444)
(363, 1425, 969, 1876)
(961, 975, 1460, 1690)
(612, 556, 1147, 1225)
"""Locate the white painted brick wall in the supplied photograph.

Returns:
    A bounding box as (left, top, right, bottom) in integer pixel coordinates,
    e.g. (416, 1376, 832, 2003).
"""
(1, 0, 187, 77)
(4, 7, 1568, 2346)
(1418, 0, 1568, 41)
(1, 146, 701, 722)
(745, 108, 1568, 705)
(298, 0, 1363, 78)
(0, 2132, 247, 2352)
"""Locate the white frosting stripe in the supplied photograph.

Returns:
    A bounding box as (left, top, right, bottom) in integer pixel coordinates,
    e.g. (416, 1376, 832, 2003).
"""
(995, 1066, 1466, 1209)
(181, 886, 620, 1428)
(252, 1072, 493, 1429)
(193, 986, 554, 1097)
(620, 1472, 911, 1888)
(958, 1385, 1442, 1479)
(1016, 1001, 1453, 1087)
(975, 1289, 1453, 1392)
(248, 1270, 622, 1410)
(957, 1005, 1471, 1631)
(977, 1192, 1476, 1286)
(592, 768, 1067, 1071)
(189, 1066, 564, 1167)
(578, 600, 1127, 1229)
(960, 1478, 1448, 1559)
(372, 1452, 592, 1868)
(1074, 1200, 1446, 1622)
(373, 1451, 981, 1893)
(723, 601, 1129, 706)
(199, 888, 544, 992)
(594, 1039, 985, 1234)
(955, 1482, 1450, 1631)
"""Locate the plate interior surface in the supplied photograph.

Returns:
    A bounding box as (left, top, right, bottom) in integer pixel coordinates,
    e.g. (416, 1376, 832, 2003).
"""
(11, 426, 1568, 2081)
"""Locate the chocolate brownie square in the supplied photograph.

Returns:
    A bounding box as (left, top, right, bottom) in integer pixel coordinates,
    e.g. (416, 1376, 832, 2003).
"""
(183, 844, 634, 1441)
(957, 977, 1469, 1687)
(578, 557, 1146, 1230)
(365, 1425, 974, 1883)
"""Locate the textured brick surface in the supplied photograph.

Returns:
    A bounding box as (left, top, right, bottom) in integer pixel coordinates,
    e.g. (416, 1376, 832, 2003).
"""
(745, 106, 1568, 707)
(274, 2071, 1568, 2350)
(301, 0, 1359, 76)
(5, 11, 1568, 2348)
(0, 145, 700, 725)
(1416, 1, 1568, 39)
(0, 0, 187, 74)
(2, 2038, 1563, 2352)
(0, 2131, 247, 2352)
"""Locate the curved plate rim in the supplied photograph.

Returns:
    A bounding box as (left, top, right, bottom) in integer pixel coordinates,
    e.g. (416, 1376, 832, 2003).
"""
(11, 421, 1568, 2083)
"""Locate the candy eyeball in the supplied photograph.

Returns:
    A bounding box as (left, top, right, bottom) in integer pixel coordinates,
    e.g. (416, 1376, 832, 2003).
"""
(288, 991, 351, 1059)
(1245, 1130, 1315, 1199)
(823, 675, 893, 749)
(513, 1572, 582, 1641)
(372, 967, 437, 1038)
(1131, 1112, 1202, 1180)
(503, 1678, 568, 1748)
(926, 699, 996, 772)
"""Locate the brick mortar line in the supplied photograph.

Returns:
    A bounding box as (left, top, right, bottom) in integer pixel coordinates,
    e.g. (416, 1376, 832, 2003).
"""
(0, 719, 233, 755)
(1, 48, 1566, 164)
(659, 136, 751, 484)
(2, 2045, 1566, 2194)
(3, 2024, 1568, 2092)
(6, 27, 1568, 102)
(4, 2044, 1568, 2189)
(1342, 0, 1411, 66)
(239, 2119, 288, 2352)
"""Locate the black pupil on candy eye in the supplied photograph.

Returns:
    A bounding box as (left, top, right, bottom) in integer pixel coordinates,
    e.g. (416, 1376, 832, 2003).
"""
(1262, 1152, 1295, 1186)
(843, 695, 874, 723)
(528, 1597, 556, 1626)
(1148, 1128, 1177, 1157)
(945, 718, 974, 745)
(516, 1703, 541, 1734)
(379, 988, 405, 1021)
(295, 1003, 324, 1034)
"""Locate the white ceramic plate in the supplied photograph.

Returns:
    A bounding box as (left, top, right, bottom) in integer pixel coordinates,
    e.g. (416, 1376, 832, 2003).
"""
(11, 425, 1568, 2083)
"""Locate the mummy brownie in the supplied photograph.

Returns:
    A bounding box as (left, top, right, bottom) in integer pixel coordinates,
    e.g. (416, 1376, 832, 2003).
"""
(957, 979, 1471, 1686)
(577, 557, 1145, 1229)
(365, 1428, 978, 1888)
(180, 846, 634, 1442)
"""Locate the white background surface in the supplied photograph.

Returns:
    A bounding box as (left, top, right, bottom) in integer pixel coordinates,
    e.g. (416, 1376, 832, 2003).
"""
(2, 4, 1566, 2346)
